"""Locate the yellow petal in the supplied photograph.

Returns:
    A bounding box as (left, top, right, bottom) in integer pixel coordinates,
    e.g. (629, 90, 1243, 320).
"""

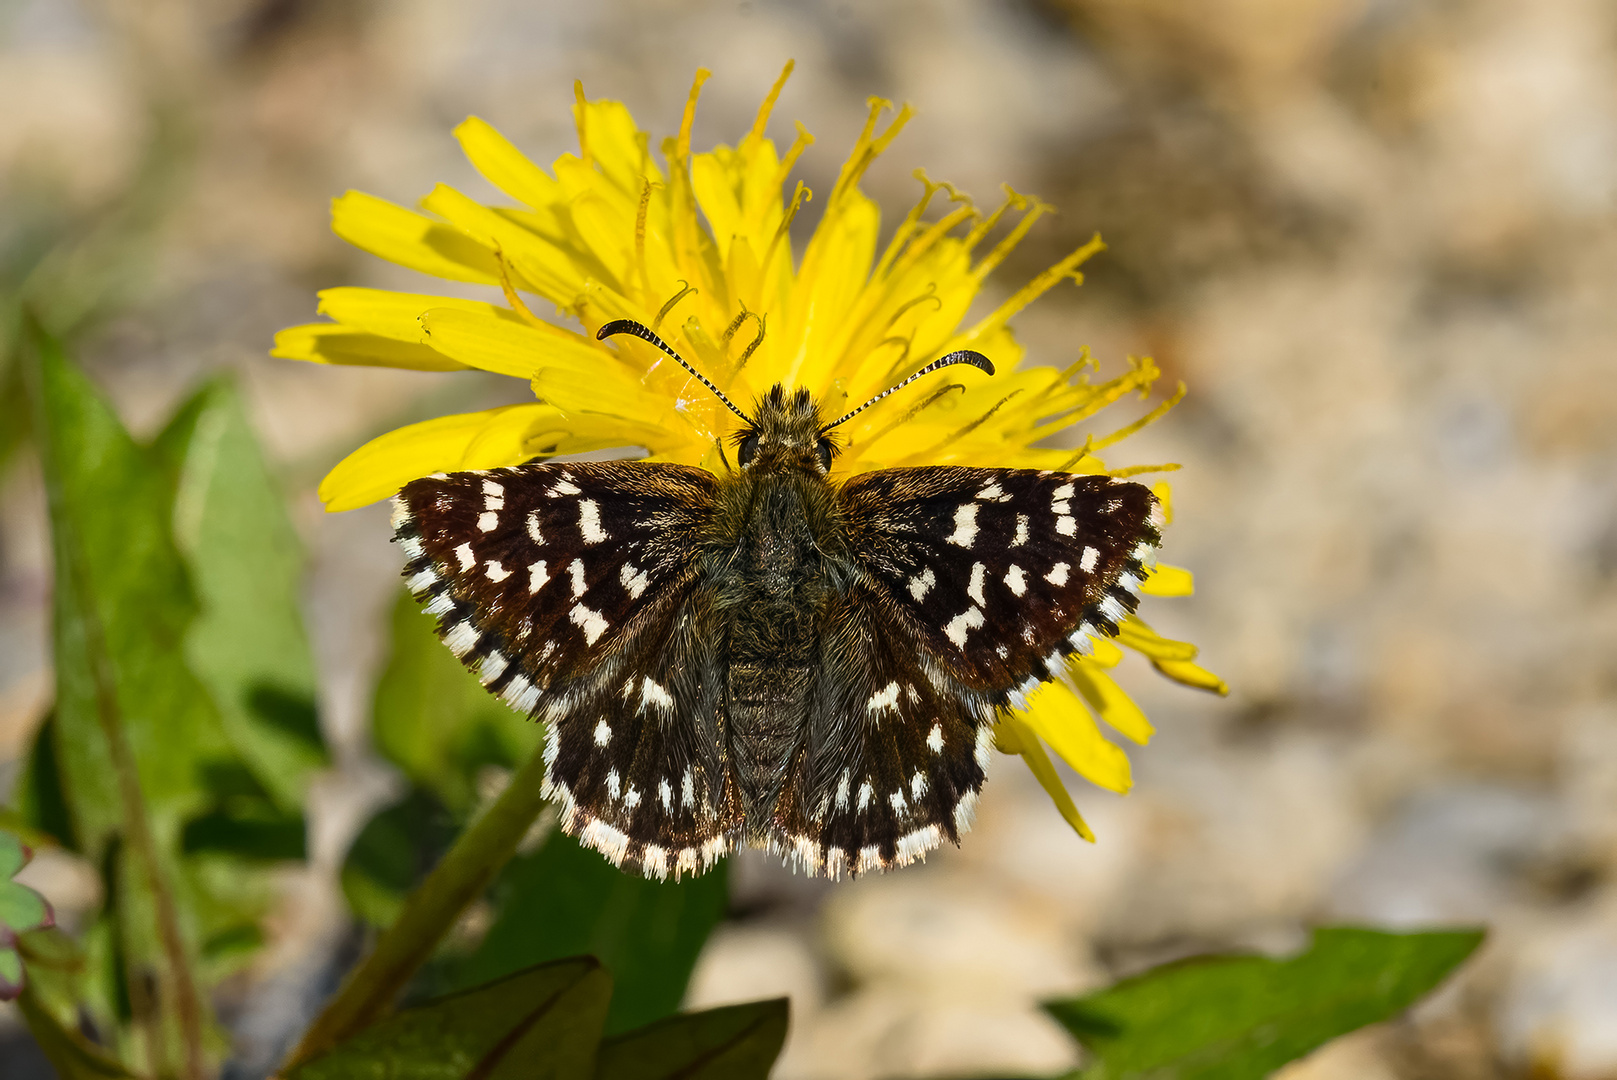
(418, 184, 585, 302)
(454, 116, 565, 210)
(270, 324, 464, 372)
(1087, 636, 1124, 668)
(317, 288, 512, 343)
(1068, 663, 1155, 746)
(319, 404, 555, 511)
(1151, 658, 1230, 696)
(1140, 563, 1194, 597)
(998, 714, 1096, 842)
(1117, 617, 1199, 662)
(1152, 480, 1174, 525)
(331, 191, 501, 284)
(1020, 680, 1133, 794)
(418, 307, 602, 380)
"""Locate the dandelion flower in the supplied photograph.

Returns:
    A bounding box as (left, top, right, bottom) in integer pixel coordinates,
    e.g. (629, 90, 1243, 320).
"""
(275, 64, 1226, 848)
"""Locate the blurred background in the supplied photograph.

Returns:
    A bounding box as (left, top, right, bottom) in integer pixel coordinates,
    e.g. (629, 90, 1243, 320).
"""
(2, 0, 1615, 1077)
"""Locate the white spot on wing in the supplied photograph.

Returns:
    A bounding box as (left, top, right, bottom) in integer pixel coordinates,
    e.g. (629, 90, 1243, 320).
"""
(944, 606, 986, 648)
(568, 558, 587, 599)
(1053, 482, 1075, 500)
(908, 567, 936, 601)
(911, 771, 928, 799)
(478, 650, 508, 685)
(946, 503, 979, 547)
(835, 770, 851, 810)
(526, 510, 545, 545)
(1004, 565, 1027, 596)
(867, 681, 900, 715)
(620, 563, 650, 599)
(1056, 514, 1077, 536)
(399, 536, 424, 561)
(606, 770, 621, 799)
(594, 720, 612, 746)
(1012, 514, 1029, 547)
(976, 481, 1009, 502)
(927, 724, 944, 752)
(569, 603, 609, 645)
(1046, 562, 1070, 586)
(624, 785, 641, 810)
(658, 779, 672, 809)
(975, 725, 994, 770)
(640, 677, 674, 716)
(484, 560, 511, 582)
(445, 620, 479, 657)
(549, 480, 581, 497)
(406, 569, 438, 593)
(454, 543, 475, 571)
(967, 562, 986, 606)
(477, 511, 499, 532)
(1081, 546, 1099, 572)
(501, 674, 539, 714)
(857, 782, 873, 812)
(890, 789, 908, 814)
(579, 499, 608, 544)
(528, 560, 550, 594)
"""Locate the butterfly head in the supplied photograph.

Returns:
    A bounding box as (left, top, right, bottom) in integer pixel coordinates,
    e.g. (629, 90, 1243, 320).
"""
(595, 319, 995, 479)
(736, 385, 837, 475)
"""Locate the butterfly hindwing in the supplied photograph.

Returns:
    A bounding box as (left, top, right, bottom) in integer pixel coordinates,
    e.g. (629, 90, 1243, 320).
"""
(770, 588, 993, 877)
(838, 467, 1162, 697)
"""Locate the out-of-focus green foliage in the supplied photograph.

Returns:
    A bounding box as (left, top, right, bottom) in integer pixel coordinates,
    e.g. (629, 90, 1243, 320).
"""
(441, 832, 729, 1035)
(1043, 926, 1486, 1080)
(12, 320, 330, 1074)
(286, 957, 787, 1080)
(288, 957, 612, 1080)
(595, 998, 788, 1080)
(1, 831, 55, 998)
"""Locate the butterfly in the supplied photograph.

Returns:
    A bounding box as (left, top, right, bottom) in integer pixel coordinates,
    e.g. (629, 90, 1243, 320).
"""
(391, 319, 1163, 880)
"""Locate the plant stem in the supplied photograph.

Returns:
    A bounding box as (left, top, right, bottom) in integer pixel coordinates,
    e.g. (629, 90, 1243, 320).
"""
(283, 740, 553, 1068)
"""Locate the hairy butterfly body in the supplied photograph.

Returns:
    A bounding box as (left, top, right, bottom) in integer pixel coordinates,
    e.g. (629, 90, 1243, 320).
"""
(391, 322, 1163, 880)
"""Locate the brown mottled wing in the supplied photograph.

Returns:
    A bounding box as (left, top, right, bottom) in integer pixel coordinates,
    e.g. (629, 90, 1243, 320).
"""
(391, 461, 738, 878)
(766, 467, 1161, 878)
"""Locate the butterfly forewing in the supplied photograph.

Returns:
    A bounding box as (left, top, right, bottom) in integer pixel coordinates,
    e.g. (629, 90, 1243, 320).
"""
(838, 468, 1162, 697)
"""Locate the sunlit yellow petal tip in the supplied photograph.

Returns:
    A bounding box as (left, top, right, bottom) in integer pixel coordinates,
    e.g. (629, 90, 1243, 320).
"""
(284, 68, 1224, 846)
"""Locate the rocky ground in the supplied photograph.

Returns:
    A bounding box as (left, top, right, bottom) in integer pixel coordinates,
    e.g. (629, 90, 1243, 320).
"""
(3, 0, 1615, 1077)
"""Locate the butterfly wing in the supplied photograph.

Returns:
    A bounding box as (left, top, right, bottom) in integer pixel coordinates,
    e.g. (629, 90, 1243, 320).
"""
(838, 467, 1162, 696)
(392, 461, 738, 878)
(769, 467, 1162, 877)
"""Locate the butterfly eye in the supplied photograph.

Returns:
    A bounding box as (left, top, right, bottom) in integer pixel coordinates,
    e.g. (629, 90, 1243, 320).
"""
(738, 433, 760, 467)
(817, 438, 834, 473)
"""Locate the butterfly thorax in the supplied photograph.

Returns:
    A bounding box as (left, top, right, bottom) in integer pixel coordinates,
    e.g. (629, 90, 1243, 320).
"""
(706, 386, 849, 835)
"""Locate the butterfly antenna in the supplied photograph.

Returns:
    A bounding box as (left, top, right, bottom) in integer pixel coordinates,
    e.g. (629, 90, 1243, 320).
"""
(820, 350, 995, 433)
(597, 319, 754, 425)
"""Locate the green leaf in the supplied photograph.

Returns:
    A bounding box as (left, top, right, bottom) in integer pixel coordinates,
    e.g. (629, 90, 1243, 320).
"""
(439, 831, 729, 1035)
(341, 788, 462, 928)
(154, 378, 329, 812)
(595, 999, 789, 1080)
(15, 986, 140, 1079)
(23, 319, 233, 865)
(287, 956, 612, 1080)
(1044, 926, 1486, 1080)
(8, 713, 80, 852)
(373, 589, 540, 816)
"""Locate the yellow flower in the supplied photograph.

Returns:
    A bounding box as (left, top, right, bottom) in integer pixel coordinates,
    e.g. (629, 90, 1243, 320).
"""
(274, 64, 1226, 843)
